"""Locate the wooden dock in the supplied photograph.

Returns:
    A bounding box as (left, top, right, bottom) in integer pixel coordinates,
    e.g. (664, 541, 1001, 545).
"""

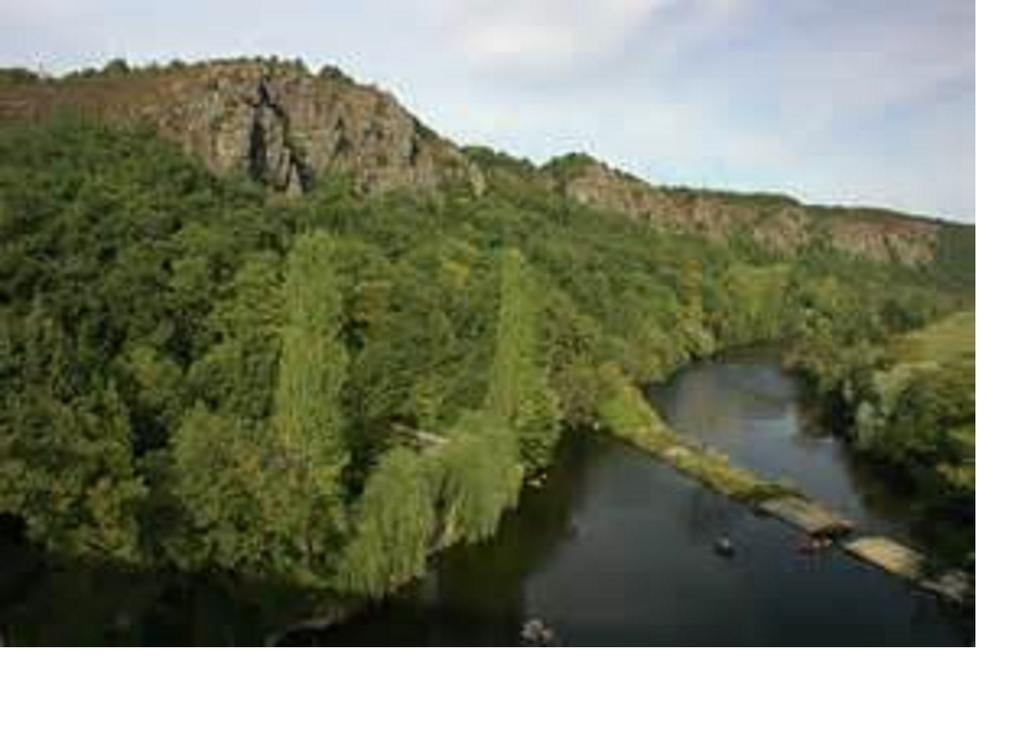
(655, 437, 972, 605)
(843, 536, 973, 605)
(597, 390, 973, 607)
(649, 433, 973, 605)
(758, 496, 855, 537)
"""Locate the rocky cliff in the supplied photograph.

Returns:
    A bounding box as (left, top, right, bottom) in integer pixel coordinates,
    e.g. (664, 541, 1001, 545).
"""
(0, 59, 956, 265)
(544, 155, 941, 265)
(0, 59, 483, 196)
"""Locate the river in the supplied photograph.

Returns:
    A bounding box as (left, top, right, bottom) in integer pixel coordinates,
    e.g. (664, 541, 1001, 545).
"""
(0, 352, 973, 646)
(295, 350, 973, 646)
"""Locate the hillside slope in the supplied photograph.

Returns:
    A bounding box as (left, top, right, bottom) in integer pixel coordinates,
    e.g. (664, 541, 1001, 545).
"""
(0, 59, 482, 197)
(0, 58, 970, 265)
(0, 94, 973, 596)
(543, 153, 946, 265)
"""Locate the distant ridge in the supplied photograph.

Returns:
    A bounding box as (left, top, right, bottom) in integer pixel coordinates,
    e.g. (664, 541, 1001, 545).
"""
(0, 58, 483, 197)
(0, 57, 972, 264)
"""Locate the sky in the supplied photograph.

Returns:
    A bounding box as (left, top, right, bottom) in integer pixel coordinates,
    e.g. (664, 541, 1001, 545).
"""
(0, 1, 975, 221)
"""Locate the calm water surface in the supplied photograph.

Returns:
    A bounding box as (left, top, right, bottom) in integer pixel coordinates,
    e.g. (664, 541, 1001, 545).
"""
(0, 353, 973, 645)
(309, 351, 973, 646)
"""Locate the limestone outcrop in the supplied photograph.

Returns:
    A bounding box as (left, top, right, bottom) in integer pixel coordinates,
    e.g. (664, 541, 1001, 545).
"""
(0, 59, 954, 264)
(0, 59, 483, 197)
(547, 155, 939, 265)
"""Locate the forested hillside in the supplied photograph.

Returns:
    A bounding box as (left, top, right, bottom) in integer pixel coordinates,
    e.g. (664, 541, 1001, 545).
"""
(2, 58, 954, 265)
(0, 62, 974, 599)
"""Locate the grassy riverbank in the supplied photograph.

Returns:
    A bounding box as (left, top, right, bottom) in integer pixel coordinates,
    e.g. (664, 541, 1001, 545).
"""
(595, 367, 794, 502)
(834, 310, 975, 494)
(783, 309, 974, 566)
(0, 115, 972, 603)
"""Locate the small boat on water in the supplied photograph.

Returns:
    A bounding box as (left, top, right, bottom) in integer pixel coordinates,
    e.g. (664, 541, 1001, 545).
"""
(520, 618, 558, 646)
(798, 536, 833, 554)
(714, 536, 735, 558)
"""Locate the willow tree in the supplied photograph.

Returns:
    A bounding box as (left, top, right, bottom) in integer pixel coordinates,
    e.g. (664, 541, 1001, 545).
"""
(436, 411, 521, 545)
(343, 446, 439, 596)
(486, 248, 562, 470)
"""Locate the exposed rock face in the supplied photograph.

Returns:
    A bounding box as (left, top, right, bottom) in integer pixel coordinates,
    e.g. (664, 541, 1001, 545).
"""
(549, 156, 940, 265)
(823, 214, 938, 265)
(0, 59, 951, 264)
(0, 59, 483, 196)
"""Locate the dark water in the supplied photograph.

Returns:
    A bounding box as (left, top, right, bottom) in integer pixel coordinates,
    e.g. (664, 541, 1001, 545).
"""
(302, 352, 973, 646)
(0, 353, 973, 646)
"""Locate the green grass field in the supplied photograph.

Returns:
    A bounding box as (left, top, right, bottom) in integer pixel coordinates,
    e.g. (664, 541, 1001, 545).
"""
(890, 309, 974, 365)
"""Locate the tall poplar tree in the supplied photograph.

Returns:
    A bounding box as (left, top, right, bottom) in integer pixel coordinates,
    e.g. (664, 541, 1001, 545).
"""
(274, 231, 351, 487)
(272, 231, 353, 575)
(486, 248, 562, 470)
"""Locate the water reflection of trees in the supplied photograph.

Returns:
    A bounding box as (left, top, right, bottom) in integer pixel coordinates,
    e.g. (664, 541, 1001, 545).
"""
(430, 432, 593, 637)
(0, 434, 594, 647)
(657, 363, 790, 447)
(304, 432, 594, 646)
(682, 487, 744, 543)
(0, 548, 330, 646)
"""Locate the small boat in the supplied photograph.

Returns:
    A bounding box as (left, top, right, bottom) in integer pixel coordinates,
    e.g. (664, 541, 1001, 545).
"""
(798, 536, 833, 554)
(520, 618, 558, 646)
(714, 536, 735, 558)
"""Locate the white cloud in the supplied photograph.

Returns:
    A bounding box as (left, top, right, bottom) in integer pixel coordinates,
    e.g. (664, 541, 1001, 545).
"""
(438, 0, 737, 78)
(0, 0, 974, 220)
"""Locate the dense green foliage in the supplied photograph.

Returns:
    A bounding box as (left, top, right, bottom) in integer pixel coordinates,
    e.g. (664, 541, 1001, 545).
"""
(844, 311, 975, 492)
(486, 248, 562, 470)
(0, 120, 974, 596)
(787, 308, 975, 565)
(593, 366, 792, 502)
(341, 446, 437, 596)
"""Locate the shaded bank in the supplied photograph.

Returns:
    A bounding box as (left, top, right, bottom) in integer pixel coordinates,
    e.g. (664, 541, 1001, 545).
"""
(598, 351, 971, 603)
(0, 353, 973, 645)
(297, 353, 973, 646)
